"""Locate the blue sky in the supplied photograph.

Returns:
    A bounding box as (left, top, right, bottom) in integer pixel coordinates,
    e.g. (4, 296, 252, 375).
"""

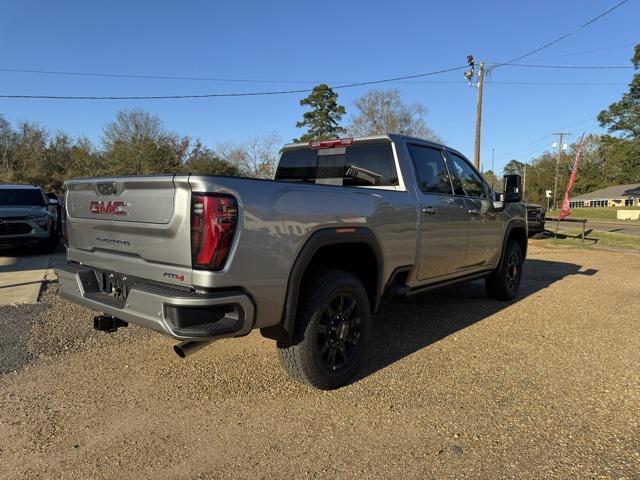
(1, 0, 638, 174)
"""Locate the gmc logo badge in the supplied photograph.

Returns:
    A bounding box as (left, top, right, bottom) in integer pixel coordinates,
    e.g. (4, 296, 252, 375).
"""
(90, 201, 127, 216)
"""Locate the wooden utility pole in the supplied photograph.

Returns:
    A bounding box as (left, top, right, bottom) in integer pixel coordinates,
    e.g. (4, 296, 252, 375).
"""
(473, 62, 485, 170)
(552, 132, 571, 210)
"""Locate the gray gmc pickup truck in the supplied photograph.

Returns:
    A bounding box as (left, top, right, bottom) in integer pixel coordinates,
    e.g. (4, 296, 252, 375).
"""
(56, 134, 526, 389)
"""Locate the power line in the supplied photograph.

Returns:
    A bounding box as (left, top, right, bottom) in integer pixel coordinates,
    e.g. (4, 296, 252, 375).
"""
(559, 118, 600, 130)
(0, 61, 630, 85)
(498, 126, 595, 161)
(492, 63, 632, 69)
(495, 117, 598, 160)
(524, 43, 636, 62)
(3, 43, 632, 84)
(0, 65, 467, 100)
(491, 0, 632, 69)
(0, 2, 632, 100)
(0, 66, 324, 84)
(496, 122, 600, 166)
(0, 78, 627, 99)
(0, 88, 312, 100)
(400, 80, 628, 86)
(485, 81, 628, 86)
(496, 136, 553, 161)
(495, 121, 601, 174)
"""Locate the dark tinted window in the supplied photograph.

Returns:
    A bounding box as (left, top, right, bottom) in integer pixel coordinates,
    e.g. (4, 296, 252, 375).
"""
(446, 153, 486, 198)
(274, 148, 316, 182)
(0, 188, 46, 206)
(275, 143, 398, 187)
(343, 143, 398, 186)
(407, 144, 452, 195)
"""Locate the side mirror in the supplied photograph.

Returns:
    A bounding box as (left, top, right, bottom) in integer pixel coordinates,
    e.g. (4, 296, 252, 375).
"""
(47, 192, 60, 205)
(503, 174, 522, 203)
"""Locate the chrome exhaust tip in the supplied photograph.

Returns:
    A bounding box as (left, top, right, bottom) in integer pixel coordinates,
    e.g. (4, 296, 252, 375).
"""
(173, 340, 212, 358)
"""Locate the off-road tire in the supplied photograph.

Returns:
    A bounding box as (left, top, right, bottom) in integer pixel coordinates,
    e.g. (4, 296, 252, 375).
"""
(277, 269, 371, 390)
(485, 239, 523, 300)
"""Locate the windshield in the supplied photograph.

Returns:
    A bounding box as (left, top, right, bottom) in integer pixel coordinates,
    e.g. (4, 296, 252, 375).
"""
(0, 189, 47, 206)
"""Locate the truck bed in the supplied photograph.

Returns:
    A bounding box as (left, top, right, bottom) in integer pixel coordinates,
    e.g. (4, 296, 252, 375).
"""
(63, 174, 417, 331)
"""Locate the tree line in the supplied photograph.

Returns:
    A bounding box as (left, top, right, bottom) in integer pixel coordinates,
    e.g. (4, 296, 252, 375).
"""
(0, 109, 281, 192)
(0, 87, 438, 193)
(503, 134, 639, 206)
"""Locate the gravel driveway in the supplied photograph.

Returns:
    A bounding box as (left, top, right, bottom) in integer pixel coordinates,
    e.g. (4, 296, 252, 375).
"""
(0, 243, 638, 479)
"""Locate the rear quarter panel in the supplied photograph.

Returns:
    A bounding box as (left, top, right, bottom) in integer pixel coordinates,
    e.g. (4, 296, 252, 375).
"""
(188, 176, 417, 328)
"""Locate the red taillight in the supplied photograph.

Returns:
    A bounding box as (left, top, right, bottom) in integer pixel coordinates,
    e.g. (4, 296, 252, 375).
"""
(309, 138, 353, 149)
(191, 194, 238, 270)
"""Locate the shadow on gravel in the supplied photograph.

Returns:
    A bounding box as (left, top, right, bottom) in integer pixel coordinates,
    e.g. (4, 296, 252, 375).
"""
(355, 259, 598, 384)
(0, 244, 65, 275)
(0, 301, 48, 374)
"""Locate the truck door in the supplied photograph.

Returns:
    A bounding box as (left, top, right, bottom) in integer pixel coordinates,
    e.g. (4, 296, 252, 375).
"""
(445, 151, 503, 269)
(407, 144, 469, 280)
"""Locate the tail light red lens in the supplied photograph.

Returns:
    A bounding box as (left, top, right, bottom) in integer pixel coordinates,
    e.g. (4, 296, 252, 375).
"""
(191, 194, 238, 270)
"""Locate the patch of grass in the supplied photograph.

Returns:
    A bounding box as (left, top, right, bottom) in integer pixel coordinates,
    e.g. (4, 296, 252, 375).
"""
(546, 207, 640, 223)
(535, 227, 640, 251)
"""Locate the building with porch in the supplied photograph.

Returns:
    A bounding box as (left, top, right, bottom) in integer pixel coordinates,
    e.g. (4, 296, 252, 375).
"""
(569, 184, 640, 208)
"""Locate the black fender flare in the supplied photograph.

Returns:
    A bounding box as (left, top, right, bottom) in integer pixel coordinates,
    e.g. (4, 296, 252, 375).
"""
(498, 219, 527, 271)
(261, 227, 384, 343)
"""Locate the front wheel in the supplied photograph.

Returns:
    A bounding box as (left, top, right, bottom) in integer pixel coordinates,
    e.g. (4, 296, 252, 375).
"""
(485, 240, 523, 300)
(277, 270, 371, 390)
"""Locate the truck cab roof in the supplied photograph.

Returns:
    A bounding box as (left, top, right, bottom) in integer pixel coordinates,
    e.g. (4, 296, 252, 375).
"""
(281, 134, 467, 161)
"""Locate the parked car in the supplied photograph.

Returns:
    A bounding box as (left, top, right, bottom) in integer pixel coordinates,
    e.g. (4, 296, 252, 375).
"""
(525, 203, 546, 236)
(46, 191, 66, 243)
(0, 184, 60, 252)
(56, 135, 527, 389)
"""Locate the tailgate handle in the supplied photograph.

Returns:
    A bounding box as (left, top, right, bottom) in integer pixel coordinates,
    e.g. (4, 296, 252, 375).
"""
(97, 182, 117, 195)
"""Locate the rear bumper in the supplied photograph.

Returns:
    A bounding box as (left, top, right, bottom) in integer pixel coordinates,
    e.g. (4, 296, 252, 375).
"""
(55, 262, 255, 342)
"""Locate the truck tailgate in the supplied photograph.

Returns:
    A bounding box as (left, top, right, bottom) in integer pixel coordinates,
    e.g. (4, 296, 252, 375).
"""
(65, 175, 194, 286)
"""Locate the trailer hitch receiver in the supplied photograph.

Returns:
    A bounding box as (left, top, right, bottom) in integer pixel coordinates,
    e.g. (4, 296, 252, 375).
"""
(93, 315, 128, 333)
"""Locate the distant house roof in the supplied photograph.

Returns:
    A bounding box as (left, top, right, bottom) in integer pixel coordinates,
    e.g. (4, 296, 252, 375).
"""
(570, 183, 640, 201)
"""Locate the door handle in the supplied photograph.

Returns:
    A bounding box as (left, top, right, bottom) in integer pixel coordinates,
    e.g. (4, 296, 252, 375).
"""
(468, 208, 480, 215)
(422, 206, 437, 215)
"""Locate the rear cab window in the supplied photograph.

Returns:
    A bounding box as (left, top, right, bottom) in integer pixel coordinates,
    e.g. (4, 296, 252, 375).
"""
(275, 142, 400, 189)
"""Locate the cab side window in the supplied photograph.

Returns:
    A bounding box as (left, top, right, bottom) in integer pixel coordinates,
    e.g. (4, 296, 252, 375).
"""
(407, 144, 453, 195)
(446, 152, 487, 198)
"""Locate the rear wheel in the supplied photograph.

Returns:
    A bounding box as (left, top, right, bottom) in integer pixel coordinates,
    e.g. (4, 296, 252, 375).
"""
(277, 270, 371, 390)
(485, 239, 523, 300)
